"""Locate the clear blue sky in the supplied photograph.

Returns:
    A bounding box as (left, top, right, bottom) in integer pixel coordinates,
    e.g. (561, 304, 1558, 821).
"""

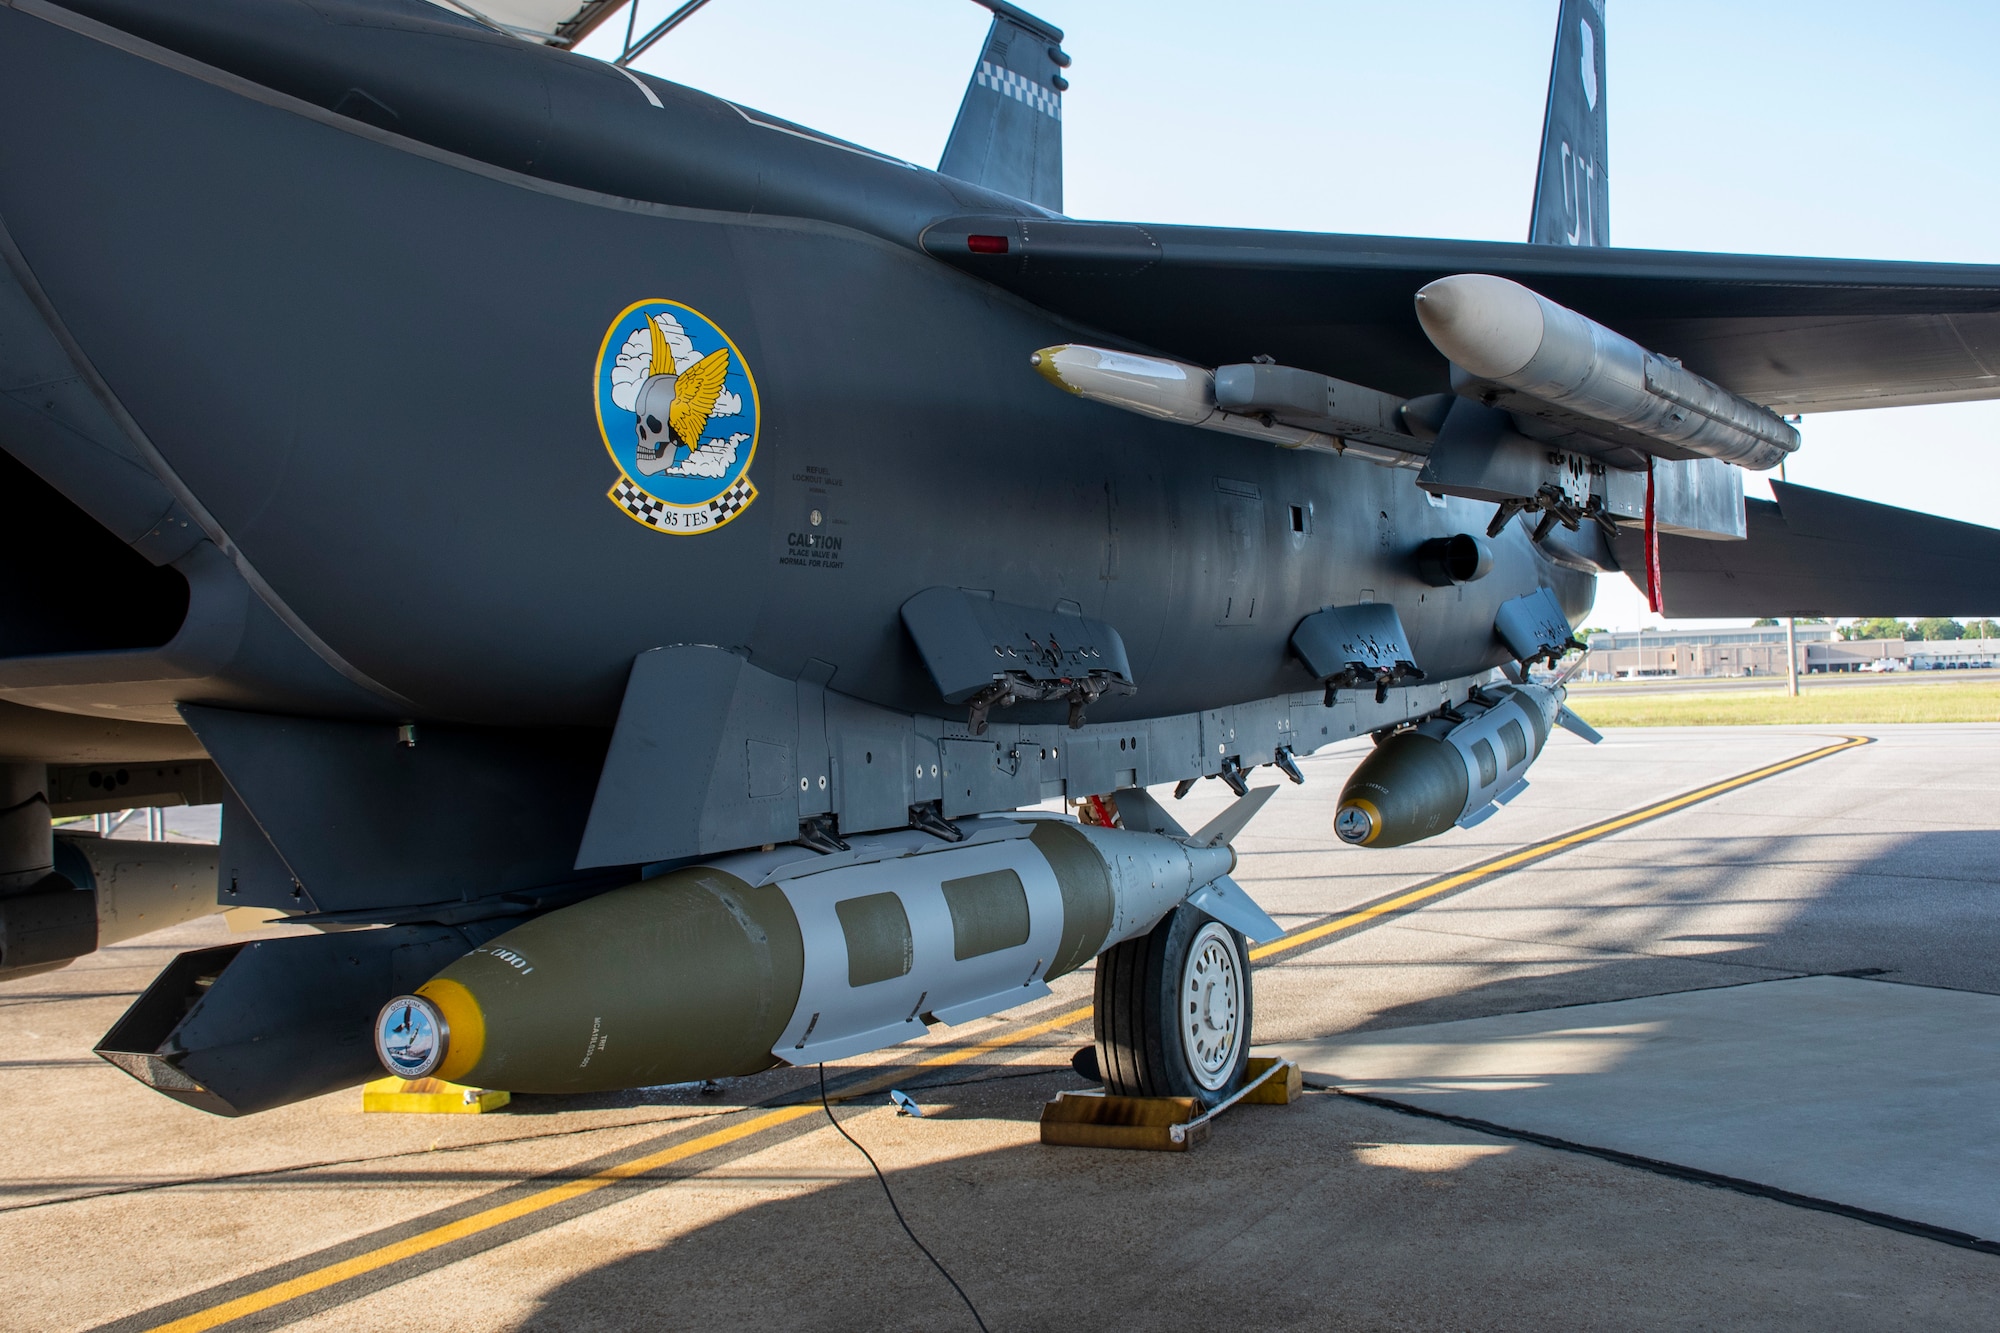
(579, 1, 2000, 630)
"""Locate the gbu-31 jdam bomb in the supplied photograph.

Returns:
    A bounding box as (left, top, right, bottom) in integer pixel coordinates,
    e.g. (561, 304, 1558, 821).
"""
(1334, 680, 1597, 848)
(376, 814, 1273, 1094)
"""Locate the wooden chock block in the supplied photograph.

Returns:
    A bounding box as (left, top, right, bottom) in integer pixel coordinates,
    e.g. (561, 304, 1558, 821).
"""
(1039, 1092, 1206, 1152)
(1241, 1056, 1304, 1105)
(363, 1076, 510, 1114)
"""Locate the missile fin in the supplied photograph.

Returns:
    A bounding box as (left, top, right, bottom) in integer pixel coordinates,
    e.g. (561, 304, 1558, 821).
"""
(1556, 706, 1603, 745)
(1493, 778, 1530, 805)
(1112, 786, 1188, 838)
(1188, 783, 1277, 849)
(786, 1017, 929, 1066)
(1186, 874, 1283, 944)
(1456, 801, 1501, 830)
(930, 980, 1054, 1026)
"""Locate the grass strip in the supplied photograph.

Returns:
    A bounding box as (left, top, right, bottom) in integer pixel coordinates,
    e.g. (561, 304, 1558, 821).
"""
(1567, 681, 2000, 727)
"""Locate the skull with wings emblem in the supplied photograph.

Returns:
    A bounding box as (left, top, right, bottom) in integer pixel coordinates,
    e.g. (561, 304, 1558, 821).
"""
(596, 300, 760, 533)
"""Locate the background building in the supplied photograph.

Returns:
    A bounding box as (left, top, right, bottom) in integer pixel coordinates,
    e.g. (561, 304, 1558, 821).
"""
(1585, 626, 1836, 678)
(1807, 638, 2000, 673)
(1586, 628, 2000, 677)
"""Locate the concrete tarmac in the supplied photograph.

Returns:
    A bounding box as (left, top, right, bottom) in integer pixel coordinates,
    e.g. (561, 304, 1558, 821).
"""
(3, 724, 1997, 1330)
(1284, 975, 2000, 1241)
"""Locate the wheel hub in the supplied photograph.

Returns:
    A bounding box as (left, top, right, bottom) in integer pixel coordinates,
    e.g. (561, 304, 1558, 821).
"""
(1181, 921, 1243, 1091)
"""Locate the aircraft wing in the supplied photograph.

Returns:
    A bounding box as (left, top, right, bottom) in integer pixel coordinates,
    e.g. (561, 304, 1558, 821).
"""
(921, 219, 2000, 413)
(1615, 482, 2000, 619)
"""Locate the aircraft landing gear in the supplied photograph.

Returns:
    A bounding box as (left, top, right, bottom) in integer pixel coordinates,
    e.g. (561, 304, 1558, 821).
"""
(1093, 904, 1252, 1109)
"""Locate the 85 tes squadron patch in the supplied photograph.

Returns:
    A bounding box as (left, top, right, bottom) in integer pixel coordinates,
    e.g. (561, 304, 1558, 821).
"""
(594, 299, 759, 534)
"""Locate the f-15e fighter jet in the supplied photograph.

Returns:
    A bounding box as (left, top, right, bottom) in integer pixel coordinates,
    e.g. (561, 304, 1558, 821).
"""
(1, 0, 1996, 1114)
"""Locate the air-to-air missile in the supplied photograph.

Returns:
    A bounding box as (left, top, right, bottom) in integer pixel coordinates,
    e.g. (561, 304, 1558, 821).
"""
(1333, 680, 1598, 849)
(1026, 345, 1427, 467)
(1029, 344, 1344, 451)
(375, 812, 1276, 1092)
(1414, 274, 1801, 471)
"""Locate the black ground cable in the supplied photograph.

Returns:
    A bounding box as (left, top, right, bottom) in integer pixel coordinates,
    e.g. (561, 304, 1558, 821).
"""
(817, 1064, 990, 1332)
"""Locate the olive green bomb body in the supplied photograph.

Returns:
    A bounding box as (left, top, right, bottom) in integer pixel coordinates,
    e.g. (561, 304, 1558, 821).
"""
(1335, 683, 1561, 849)
(1334, 728, 1471, 847)
(419, 869, 804, 1093)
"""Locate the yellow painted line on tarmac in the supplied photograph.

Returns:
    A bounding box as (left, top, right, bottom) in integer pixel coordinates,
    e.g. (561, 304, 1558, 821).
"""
(150, 734, 1867, 1332)
(145, 1006, 1099, 1333)
(895, 1004, 1095, 1075)
(1249, 733, 1872, 962)
(143, 1103, 822, 1333)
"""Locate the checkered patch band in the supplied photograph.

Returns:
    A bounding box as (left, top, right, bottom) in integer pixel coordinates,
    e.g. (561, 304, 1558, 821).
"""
(977, 61, 1061, 120)
(610, 473, 757, 533)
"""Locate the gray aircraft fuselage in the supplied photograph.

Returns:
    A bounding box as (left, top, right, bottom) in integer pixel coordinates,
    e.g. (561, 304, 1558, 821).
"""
(0, 0, 1588, 737)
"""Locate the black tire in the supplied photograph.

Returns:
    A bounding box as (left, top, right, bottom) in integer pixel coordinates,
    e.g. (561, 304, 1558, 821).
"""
(1093, 904, 1252, 1108)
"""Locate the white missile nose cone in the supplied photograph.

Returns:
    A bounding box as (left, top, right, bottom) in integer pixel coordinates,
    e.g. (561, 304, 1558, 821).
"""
(1031, 344, 1082, 394)
(1415, 274, 1547, 381)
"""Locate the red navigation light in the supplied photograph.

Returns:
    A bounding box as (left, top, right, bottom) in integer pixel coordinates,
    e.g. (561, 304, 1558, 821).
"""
(966, 234, 1009, 255)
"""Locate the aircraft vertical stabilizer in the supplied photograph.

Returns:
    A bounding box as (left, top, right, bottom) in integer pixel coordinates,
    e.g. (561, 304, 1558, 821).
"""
(1528, 0, 1609, 245)
(937, 0, 1067, 212)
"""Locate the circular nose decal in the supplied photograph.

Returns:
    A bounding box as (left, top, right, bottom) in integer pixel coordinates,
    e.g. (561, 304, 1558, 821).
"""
(594, 299, 760, 535)
(1334, 804, 1374, 845)
(376, 995, 447, 1079)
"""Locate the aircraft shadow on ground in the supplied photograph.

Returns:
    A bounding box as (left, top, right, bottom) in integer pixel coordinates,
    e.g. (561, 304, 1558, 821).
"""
(506, 1080, 1992, 1332)
(497, 1058, 1079, 1117)
(1281, 824, 2000, 1041)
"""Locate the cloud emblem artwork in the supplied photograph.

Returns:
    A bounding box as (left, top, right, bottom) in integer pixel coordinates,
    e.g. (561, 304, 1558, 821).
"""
(640, 431, 750, 479)
(594, 300, 760, 534)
